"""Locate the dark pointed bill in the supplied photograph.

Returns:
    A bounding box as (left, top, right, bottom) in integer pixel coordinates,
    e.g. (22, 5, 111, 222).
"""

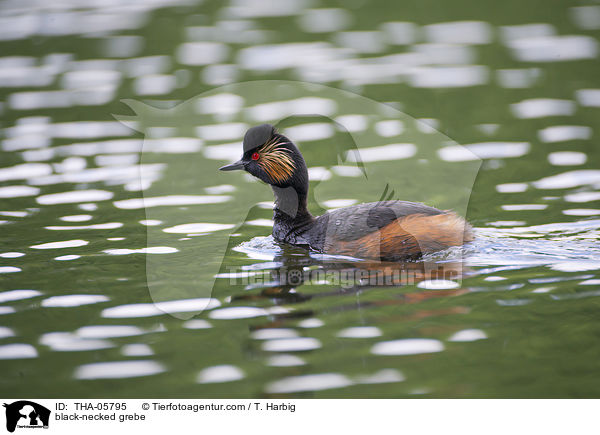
(219, 160, 245, 171)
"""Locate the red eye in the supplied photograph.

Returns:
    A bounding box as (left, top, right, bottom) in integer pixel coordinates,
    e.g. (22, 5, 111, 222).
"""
(251, 152, 259, 160)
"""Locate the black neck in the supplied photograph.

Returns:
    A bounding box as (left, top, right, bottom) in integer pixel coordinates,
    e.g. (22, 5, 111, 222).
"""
(272, 185, 313, 222)
(269, 137, 312, 225)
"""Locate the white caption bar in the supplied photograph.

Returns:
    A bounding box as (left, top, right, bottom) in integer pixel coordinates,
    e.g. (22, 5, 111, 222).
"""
(1, 399, 599, 434)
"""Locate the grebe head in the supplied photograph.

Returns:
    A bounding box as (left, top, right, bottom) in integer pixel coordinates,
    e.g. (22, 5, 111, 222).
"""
(219, 123, 309, 195)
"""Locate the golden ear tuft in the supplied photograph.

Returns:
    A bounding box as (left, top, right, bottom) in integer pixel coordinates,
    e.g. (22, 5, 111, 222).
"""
(257, 137, 296, 183)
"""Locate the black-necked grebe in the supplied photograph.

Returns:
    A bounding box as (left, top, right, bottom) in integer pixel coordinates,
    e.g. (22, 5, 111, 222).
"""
(220, 123, 473, 261)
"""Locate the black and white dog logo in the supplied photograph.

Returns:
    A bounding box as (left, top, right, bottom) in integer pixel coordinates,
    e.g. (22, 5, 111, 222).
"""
(3, 401, 50, 433)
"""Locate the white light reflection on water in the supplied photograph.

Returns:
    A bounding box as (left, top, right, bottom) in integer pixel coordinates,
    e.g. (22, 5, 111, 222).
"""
(133, 74, 176, 96)
(283, 123, 335, 141)
(533, 170, 600, 189)
(330, 166, 363, 177)
(114, 195, 231, 209)
(195, 93, 244, 117)
(37, 190, 113, 205)
(322, 199, 358, 209)
(448, 329, 488, 342)
(570, 6, 600, 30)
(563, 209, 600, 216)
(204, 184, 236, 194)
(506, 35, 598, 62)
(496, 183, 528, 193)
(209, 306, 288, 320)
(510, 98, 575, 119)
(251, 329, 299, 340)
(79, 204, 98, 211)
(140, 220, 162, 226)
(0, 289, 42, 303)
(31, 239, 88, 249)
(245, 219, 274, 227)
(262, 337, 321, 352)
(307, 167, 332, 181)
(550, 261, 600, 272)
(0, 327, 15, 338)
(371, 339, 445, 356)
(46, 222, 122, 230)
(501, 23, 556, 42)
(297, 318, 325, 328)
(438, 142, 529, 162)
(0, 163, 51, 181)
(163, 223, 234, 234)
(266, 354, 306, 367)
(197, 365, 245, 383)
(501, 204, 547, 211)
(227, 0, 310, 18)
(76, 325, 145, 339)
(246, 97, 337, 122)
(103, 247, 178, 255)
(565, 192, 600, 203)
(74, 360, 166, 380)
(265, 373, 352, 394)
(576, 89, 600, 107)
(182, 319, 212, 329)
(334, 114, 368, 132)
(409, 65, 488, 88)
(30, 164, 163, 189)
(0, 211, 27, 218)
(374, 119, 404, 137)
(0, 307, 15, 315)
(60, 215, 93, 222)
(538, 126, 592, 143)
(42, 295, 109, 307)
(44, 138, 201, 159)
(548, 152, 587, 166)
(356, 369, 405, 384)
(417, 280, 460, 290)
(0, 343, 38, 359)
(102, 298, 221, 318)
(40, 332, 113, 352)
(0, 185, 40, 198)
(336, 327, 382, 338)
(121, 344, 154, 357)
(9, 89, 115, 110)
(347, 143, 416, 162)
(54, 255, 81, 261)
